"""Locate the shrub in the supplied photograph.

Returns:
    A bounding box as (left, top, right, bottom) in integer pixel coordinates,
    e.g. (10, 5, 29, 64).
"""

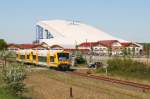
(75, 56, 86, 64)
(74, 51, 87, 64)
(97, 57, 150, 80)
(0, 88, 20, 99)
(2, 63, 27, 95)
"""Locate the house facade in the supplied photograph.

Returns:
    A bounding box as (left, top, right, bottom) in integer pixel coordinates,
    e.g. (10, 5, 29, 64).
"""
(78, 40, 143, 56)
(121, 42, 143, 55)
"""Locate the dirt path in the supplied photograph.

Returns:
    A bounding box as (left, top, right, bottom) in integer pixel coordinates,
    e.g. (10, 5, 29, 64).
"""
(24, 69, 150, 99)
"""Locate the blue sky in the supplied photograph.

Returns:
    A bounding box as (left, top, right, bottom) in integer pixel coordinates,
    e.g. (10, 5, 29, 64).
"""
(0, 0, 150, 43)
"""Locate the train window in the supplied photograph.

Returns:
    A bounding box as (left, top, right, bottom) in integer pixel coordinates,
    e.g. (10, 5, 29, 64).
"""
(33, 55, 36, 60)
(39, 56, 46, 62)
(27, 55, 29, 59)
(57, 53, 69, 61)
(50, 56, 54, 62)
(21, 55, 24, 59)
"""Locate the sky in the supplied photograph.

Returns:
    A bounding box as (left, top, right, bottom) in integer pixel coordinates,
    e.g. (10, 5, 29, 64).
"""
(0, 0, 150, 43)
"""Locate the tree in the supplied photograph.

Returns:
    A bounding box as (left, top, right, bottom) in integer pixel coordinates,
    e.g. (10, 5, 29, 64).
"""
(0, 39, 7, 50)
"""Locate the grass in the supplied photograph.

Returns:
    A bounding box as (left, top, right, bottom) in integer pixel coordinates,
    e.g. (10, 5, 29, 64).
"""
(0, 70, 20, 99)
(0, 88, 21, 99)
(97, 57, 150, 82)
(47, 70, 150, 99)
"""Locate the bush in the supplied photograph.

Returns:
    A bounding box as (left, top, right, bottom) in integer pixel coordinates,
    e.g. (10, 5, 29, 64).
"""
(74, 52, 86, 64)
(0, 87, 20, 99)
(97, 57, 150, 80)
(75, 56, 86, 64)
(2, 63, 27, 95)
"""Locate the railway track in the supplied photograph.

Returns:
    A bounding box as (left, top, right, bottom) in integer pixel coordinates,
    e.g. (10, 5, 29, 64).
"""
(51, 70, 150, 92)
(71, 71, 150, 91)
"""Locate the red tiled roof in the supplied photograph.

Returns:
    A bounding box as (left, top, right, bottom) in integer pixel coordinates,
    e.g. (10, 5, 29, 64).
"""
(98, 40, 119, 48)
(33, 44, 48, 49)
(79, 40, 119, 48)
(19, 44, 36, 49)
(121, 42, 140, 47)
(121, 42, 131, 47)
(64, 48, 90, 52)
(79, 42, 98, 47)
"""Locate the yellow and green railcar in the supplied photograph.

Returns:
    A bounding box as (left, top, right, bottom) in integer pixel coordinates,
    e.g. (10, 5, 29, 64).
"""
(16, 49, 71, 70)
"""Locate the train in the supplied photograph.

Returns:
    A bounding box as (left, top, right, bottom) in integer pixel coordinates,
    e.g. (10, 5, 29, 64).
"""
(16, 49, 72, 70)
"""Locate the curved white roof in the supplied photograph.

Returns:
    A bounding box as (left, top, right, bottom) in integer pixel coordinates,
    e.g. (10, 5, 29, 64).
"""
(37, 20, 127, 48)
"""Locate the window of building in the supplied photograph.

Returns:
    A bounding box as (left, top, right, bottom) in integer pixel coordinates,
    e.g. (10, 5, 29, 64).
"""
(36, 25, 43, 39)
(45, 30, 48, 39)
(45, 29, 54, 39)
(94, 48, 97, 50)
(103, 48, 106, 50)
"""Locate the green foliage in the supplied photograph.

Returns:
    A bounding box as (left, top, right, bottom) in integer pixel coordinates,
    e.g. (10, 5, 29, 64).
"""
(0, 88, 20, 99)
(0, 50, 16, 59)
(0, 50, 26, 98)
(0, 39, 7, 50)
(97, 57, 150, 80)
(74, 51, 87, 64)
(140, 43, 150, 56)
(2, 63, 27, 95)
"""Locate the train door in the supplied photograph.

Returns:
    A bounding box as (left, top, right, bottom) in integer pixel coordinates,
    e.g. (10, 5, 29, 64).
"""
(17, 51, 20, 60)
(54, 52, 58, 65)
(25, 52, 27, 61)
(30, 51, 33, 63)
(47, 51, 50, 65)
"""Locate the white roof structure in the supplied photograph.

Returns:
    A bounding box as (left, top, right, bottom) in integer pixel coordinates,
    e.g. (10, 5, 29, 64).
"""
(36, 20, 127, 48)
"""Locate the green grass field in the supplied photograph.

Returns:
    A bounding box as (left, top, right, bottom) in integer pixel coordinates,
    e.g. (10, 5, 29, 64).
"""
(0, 88, 20, 99)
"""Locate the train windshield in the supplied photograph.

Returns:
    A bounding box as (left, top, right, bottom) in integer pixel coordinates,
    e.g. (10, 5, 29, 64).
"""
(57, 53, 69, 61)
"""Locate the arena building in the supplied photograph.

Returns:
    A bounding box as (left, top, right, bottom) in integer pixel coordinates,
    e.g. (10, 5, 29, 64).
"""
(33, 19, 143, 55)
(36, 20, 128, 48)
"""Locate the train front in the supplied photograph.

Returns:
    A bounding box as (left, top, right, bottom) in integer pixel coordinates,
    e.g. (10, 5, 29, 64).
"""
(57, 52, 71, 70)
